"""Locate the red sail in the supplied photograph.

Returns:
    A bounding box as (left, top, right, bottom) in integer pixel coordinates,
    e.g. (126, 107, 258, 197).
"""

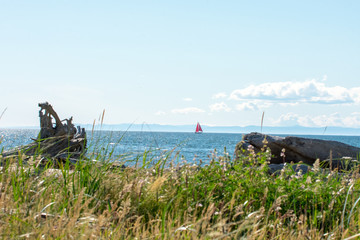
(195, 122, 203, 133)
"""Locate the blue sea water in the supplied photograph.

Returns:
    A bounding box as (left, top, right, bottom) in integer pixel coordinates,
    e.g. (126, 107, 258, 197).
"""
(1, 129, 360, 164)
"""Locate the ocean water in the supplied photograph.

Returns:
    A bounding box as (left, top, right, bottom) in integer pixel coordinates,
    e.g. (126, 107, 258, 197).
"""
(1, 129, 360, 164)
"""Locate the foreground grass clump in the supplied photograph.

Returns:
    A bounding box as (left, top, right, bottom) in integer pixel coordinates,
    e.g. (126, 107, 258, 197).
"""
(1, 146, 360, 239)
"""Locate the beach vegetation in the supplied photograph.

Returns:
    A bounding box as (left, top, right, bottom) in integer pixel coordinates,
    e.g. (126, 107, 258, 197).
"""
(1, 137, 360, 239)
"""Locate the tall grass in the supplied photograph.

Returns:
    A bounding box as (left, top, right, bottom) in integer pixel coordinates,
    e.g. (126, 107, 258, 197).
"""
(1, 135, 360, 239)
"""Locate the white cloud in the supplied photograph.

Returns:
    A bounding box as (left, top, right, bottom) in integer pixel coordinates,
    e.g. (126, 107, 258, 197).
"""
(342, 112, 360, 127)
(279, 102, 299, 107)
(229, 79, 359, 105)
(209, 102, 231, 112)
(155, 111, 166, 116)
(273, 113, 313, 127)
(171, 107, 205, 114)
(234, 100, 273, 111)
(183, 98, 193, 102)
(273, 112, 360, 128)
(212, 92, 227, 99)
(349, 87, 360, 103)
(236, 102, 259, 111)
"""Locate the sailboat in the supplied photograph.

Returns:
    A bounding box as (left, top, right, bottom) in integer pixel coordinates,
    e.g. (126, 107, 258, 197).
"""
(195, 122, 203, 134)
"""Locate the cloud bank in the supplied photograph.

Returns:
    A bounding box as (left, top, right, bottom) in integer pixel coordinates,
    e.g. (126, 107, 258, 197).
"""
(209, 102, 231, 112)
(212, 92, 227, 99)
(274, 112, 360, 128)
(229, 79, 360, 105)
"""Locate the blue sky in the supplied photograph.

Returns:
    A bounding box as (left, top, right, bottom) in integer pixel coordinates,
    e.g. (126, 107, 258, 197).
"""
(1, 1, 360, 129)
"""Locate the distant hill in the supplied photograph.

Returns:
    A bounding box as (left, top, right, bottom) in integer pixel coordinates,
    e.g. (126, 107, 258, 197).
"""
(2, 123, 360, 135)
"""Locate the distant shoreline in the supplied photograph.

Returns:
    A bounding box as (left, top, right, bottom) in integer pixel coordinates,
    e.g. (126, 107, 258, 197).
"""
(1, 124, 360, 136)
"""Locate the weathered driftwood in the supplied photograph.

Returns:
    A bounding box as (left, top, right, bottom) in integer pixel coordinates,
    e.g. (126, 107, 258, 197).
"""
(235, 132, 360, 169)
(2, 102, 86, 163)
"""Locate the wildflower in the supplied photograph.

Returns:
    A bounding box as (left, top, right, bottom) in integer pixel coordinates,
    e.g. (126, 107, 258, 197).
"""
(280, 148, 286, 158)
(337, 188, 344, 195)
(348, 178, 355, 185)
(265, 147, 271, 156)
(247, 144, 254, 151)
(306, 176, 312, 184)
(261, 138, 268, 151)
(175, 225, 195, 232)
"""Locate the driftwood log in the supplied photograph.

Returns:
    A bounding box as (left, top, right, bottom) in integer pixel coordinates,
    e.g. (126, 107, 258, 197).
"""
(235, 132, 360, 171)
(2, 102, 87, 163)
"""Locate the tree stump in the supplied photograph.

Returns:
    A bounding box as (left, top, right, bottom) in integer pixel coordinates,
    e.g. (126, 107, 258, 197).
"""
(2, 102, 87, 163)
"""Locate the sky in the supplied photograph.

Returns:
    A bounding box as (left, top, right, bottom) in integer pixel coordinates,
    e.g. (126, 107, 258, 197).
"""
(1, 1, 360, 129)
